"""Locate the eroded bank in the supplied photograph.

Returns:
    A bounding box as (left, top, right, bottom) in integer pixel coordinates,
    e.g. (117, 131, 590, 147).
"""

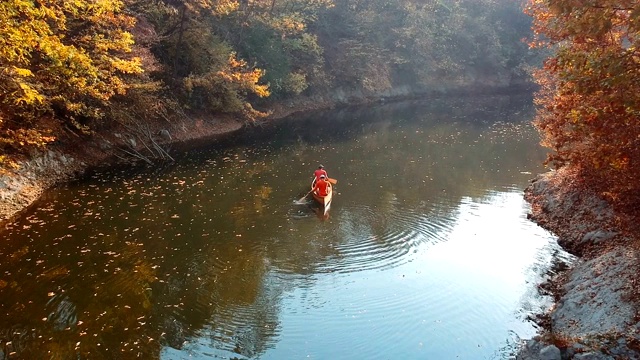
(519, 168, 640, 360)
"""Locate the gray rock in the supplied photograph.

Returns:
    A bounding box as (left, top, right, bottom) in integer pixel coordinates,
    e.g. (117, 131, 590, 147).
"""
(567, 343, 590, 354)
(573, 352, 614, 360)
(516, 339, 544, 360)
(580, 230, 617, 245)
(99, 140, 112, 150)
(159, 129, 172, 141)
(530, 176, 549, 195)
(539, 345, 561, 360)
(551, 248, 635, 337)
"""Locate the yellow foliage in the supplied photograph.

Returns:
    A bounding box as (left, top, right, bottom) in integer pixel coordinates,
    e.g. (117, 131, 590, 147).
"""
(15, 83, 45, 105)
(0, 0, 143, 153)
(0, 128, 56, 148)
(111, 57, 143, 74)
(212, 0, 239, 15)
(188, 0, 239, 15)
(222, 53, 270, 98)
(10, 67, 34, 77)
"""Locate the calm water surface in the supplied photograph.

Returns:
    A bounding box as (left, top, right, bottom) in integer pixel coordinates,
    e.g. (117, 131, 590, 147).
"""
(0, 95, 571, 359)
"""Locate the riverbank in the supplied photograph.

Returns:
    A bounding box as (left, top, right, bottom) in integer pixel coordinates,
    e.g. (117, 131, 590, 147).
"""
(518, 167, 640, 359)
(0, 81, 539, 223)
(0, 89, 358, 223)
(0, 113, 250, 223)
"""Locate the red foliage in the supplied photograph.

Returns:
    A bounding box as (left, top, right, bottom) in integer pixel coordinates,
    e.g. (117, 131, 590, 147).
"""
(525, 0, 640, 211)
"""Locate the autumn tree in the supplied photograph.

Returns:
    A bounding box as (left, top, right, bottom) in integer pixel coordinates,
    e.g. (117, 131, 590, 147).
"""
(314, 0, 402, 92)
(0, 0, 143, 154)
(214, 0, 334, 98)
(0, 0, 541, 164)
(525, 0, 640, 205)
(313, 0, 535, 94)
(146, 0, 270, 119)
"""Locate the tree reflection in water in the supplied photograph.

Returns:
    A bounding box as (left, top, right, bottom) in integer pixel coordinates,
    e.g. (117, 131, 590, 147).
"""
(0, 94, 560, 359)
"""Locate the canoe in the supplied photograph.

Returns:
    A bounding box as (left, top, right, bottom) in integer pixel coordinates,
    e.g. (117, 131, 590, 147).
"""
(311, 178, 332, 214)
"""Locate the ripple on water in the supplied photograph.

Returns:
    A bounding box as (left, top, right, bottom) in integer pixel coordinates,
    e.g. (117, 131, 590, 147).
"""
(260, 190, 561, 359)
(309, 202, 456, 274)
(0, 96, 563, 359)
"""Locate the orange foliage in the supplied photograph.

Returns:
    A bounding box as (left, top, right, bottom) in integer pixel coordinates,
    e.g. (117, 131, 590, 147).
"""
(525, 0, 640, 206)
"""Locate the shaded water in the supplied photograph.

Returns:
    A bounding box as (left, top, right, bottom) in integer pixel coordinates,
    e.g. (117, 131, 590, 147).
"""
(0, 94, 571, 359)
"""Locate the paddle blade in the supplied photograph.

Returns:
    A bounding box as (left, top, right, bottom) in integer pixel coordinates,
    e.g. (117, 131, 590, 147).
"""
(328, 178, 338, 185)
(296, 190, 313, 203)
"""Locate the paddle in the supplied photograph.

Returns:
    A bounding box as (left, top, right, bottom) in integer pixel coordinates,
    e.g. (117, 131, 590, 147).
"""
(297, 178, 335, 203)
(297, 189, 313, 203)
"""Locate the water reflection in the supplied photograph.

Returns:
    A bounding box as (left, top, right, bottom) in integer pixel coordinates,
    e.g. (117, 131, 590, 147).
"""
(0, 94, 570, 359)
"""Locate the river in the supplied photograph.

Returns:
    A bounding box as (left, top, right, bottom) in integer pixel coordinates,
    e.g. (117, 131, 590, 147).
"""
(0, 94, 572, 359)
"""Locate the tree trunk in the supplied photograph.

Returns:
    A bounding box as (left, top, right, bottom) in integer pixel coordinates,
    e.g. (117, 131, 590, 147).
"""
(173, 4, 187, 78)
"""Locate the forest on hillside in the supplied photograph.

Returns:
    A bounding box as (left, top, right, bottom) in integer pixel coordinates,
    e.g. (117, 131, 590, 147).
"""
(0, 0, 536, 161)
(4, 0, 638, 211)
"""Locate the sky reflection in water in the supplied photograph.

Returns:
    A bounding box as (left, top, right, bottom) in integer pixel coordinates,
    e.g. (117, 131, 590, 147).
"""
(0, 95, 572, 359)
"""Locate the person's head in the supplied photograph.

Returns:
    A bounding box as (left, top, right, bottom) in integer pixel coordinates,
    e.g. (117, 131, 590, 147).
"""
(318, 165, 324, 169)
(320, 175, 326, 180)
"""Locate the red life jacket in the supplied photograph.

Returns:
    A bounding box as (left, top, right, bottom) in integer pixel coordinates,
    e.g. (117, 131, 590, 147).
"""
(314, 179, 330, 196)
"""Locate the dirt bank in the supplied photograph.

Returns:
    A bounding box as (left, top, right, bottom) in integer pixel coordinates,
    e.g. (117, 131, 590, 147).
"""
(518, 168, 640, 360)
(0, 94, 342, 223)
(0, 114, 245, 223)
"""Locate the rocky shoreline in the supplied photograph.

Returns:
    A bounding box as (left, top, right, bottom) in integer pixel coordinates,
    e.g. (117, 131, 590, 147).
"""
(519, 168, 640, 360)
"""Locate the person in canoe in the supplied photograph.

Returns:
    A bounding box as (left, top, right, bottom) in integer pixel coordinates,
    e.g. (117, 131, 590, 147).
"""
(313, 165, 328, 182)
(313, 174, 330, 197)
